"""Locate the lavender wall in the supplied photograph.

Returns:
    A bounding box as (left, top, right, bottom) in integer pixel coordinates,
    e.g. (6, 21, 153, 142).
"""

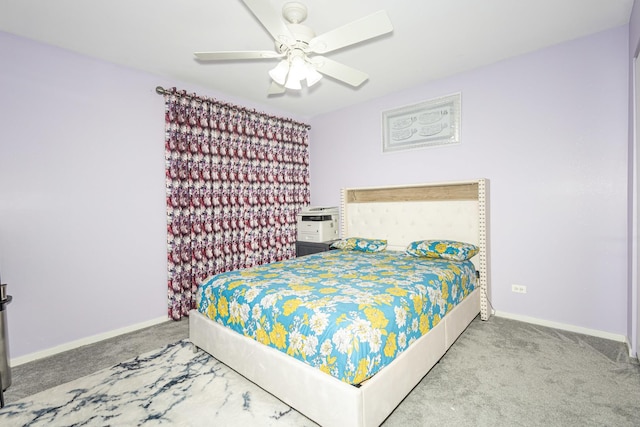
(309, 26, 629, 337)
(0, 31, 305, 359)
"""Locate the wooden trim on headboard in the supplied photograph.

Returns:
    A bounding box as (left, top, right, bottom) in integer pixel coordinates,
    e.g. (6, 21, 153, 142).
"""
(345, 182, 479, 203)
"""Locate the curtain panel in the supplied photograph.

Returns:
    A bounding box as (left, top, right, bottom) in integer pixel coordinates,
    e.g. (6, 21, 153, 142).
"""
(163, 88, 310, 320)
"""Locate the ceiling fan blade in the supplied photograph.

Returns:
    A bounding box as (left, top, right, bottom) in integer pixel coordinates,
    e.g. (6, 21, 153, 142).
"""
(241, 0, 296, 45)
(310, 56, 368, 87)
(309, 10, 393, 54)
(194, 51, 283, 61)
(268, 81, 286, 95)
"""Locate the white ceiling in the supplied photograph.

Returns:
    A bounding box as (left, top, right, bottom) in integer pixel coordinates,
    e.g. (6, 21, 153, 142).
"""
(0, 0, 634, 118)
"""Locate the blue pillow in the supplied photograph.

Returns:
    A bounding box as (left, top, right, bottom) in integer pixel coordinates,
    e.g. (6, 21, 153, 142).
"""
(406, 240, 478, 261)
(331, 237, 387, 253)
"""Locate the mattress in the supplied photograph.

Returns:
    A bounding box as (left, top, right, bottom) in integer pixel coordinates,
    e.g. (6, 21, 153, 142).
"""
(196, 250, 476, 385)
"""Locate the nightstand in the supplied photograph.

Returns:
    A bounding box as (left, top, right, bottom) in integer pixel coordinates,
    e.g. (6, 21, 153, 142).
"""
(295, 240, 337, 257)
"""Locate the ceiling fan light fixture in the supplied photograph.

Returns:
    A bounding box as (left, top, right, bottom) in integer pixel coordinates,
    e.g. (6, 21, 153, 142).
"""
(283, 55, 307, 89)
(305, 65, 323, 87)
(287, 54, 322, 89)
(269, 60, 290, 86)
(288, 56, 307, 79)
(284, 74, 303, 90)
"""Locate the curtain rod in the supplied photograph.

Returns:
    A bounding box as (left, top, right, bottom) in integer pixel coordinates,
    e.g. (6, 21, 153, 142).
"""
(155, 86, 311, 130)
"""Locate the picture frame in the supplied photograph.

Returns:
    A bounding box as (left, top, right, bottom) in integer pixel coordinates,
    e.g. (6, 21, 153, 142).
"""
(382, 92, 461, 152)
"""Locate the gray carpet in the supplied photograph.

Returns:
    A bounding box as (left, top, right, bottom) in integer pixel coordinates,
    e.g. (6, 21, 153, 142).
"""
(2, 316, 639, 426)
(384, 317, 640, 426)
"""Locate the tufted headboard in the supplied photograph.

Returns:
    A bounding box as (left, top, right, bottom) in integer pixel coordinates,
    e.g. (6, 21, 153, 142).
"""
(340, 179, 490, 320)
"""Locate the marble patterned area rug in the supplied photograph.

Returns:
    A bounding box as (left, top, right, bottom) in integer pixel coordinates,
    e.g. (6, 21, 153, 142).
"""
(0, 340, 318, 426)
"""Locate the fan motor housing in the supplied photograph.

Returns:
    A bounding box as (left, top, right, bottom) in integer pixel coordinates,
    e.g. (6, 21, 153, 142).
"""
(288, 23, 315, 43)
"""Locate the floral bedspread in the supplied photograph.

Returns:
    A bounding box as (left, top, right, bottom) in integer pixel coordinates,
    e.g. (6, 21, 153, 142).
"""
(196, 250, 476, 384)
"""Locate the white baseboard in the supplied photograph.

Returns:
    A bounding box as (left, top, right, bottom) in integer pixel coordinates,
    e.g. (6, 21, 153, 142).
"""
(493, 310, 628, 344)
(11, 316, 170, 367)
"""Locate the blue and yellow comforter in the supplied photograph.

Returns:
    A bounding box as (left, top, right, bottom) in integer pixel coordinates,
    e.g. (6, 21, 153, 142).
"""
(197, 250, 476, 384)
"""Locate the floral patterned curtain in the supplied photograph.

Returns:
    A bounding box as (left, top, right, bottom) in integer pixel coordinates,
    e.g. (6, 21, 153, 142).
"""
(163, 88, 310, 320)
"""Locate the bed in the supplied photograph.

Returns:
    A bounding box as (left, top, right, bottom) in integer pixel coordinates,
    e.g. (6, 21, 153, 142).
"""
(189, 179, 490, 426)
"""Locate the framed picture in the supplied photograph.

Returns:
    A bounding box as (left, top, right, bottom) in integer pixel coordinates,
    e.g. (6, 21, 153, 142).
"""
(382, 93, 461, 152)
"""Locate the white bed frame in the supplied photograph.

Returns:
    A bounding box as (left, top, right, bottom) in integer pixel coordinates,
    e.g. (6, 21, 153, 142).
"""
(189, 179, 490, 426)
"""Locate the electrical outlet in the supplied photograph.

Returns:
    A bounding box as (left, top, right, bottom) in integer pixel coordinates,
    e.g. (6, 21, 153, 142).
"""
(512, 284, 527, 294)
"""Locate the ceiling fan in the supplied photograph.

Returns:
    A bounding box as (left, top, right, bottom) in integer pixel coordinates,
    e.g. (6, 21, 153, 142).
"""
(194, 0, 393, 94)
